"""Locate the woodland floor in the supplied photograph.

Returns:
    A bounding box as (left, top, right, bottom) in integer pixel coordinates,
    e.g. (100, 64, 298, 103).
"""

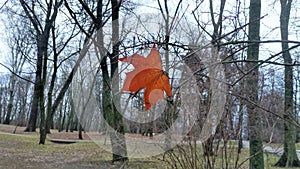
(0, 124, 163, 169)
(1, 124, 300, 169)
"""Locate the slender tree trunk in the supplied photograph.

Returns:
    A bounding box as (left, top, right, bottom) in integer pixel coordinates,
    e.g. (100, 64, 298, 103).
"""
(66, 97, 75, 132)
(45, 83, 55, 133)
(246, 0, 264, 168)
(98, 0, 128, 163)
(0, 88, 3, 123)
(164, 30, 172, 151)
(101, 55, 128, 163)
(24, 48, 42, 132)
(4, 75, 16, 124)
(3, 87, 8, 122)
(21, 0, 62, 135)
(61, 100, 68, 132)
(20, 0, 43, 132)
(4, 94, 13, 124)
(109, 0, 128, 162)
(45, 31, 58, 134)
(39, 31, 50, 144)
(237, 77, 246, 153)
(275, 0, 300, 166)
(64, 0, 128, 162)
(61, 110, 66, 132)
(38, 85, 46, 144)
(18, 97, 27, 126)
(40, 1, 62, 144)
(58, 101, 63, 132)
(19, 80, 31, 127)
(79, 123, 83, 140)
(237, 101, 244, 153)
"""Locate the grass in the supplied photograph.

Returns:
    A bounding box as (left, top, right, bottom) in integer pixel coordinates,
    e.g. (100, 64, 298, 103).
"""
(0, 130, 165, 169)
(161, 141, 300, 169)
(1, 124, 300, 169)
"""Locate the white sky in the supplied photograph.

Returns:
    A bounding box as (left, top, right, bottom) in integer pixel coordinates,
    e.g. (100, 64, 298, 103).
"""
(0, 0, 299, 74)
(0, 20, 8, 74)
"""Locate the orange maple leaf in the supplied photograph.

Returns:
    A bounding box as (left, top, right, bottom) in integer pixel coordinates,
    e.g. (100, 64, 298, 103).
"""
(119, 44, 173, 111)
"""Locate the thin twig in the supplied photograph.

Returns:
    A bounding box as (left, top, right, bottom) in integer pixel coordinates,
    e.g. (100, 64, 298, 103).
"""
(0, 62, 35, 84)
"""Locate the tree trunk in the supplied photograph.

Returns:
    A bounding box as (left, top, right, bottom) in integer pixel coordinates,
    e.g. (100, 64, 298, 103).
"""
(18, 100, 26, 127)
(246, 0, 264, 168)
(24, 50, 41, 132)
(101, 55, 128, 162)
(57, 102, 63, 132)
(38, 87, 46, 144)
(4, 92, 13, 125)
(45, 32, 58, 134)
(4, 74, 16, 124)
(237, 101, 244, 154)
(110, 0, 128, 162)
(0, 87, 3, 123)
(66, 0, 128, 161)
(61, 109, 66, 132)
(66, 97, 75, 132)
(18, 80, 30, 127)
(98, 0, 128, 163)
(78, 123, 83, 140)
(20, 0, 43, 132)
(39, 31, 50, 144)
(275, 0, 300, 166)
(21, 0, 62, 134)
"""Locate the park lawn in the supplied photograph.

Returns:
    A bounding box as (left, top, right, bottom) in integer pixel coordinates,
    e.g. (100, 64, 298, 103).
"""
(1, 123, 300, 169)
(0, 131, 165, 169)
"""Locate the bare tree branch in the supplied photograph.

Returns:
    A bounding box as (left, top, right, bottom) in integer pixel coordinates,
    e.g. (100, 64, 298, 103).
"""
(0, 62, 35, 84)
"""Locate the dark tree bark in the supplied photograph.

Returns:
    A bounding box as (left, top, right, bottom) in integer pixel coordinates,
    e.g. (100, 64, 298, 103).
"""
(1, 86, 8, 124)
(0, 87, 3, 123)
(24, 38, 42, 132)
(19, 78, 31, 127)
(64, 0, 128, 162)
(20, 0, 63, 135)
(246, 0, 264, 168)
(38, 56, 46, 144)
(3, 76, 15, 125)
(203, 0, 226, 156)
(78, 124, 83, 140)
(275, 0, 300, 166)
(57, 101, 64, 132)
(45, 26, 59, 134)
(46, 40, 89, 133)
(39, 0, 63, 144)
(20, 0, 43, 132)
(106, 0, 128, 163)
(237, 99, 244, 154)
(67, 97, 75, 133)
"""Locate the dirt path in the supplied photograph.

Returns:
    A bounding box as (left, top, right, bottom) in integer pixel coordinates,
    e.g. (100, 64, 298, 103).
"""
(243, 140, 300, 159)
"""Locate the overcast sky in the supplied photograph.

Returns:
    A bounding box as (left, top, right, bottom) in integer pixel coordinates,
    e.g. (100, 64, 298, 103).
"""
(0, 0, 299, 74)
